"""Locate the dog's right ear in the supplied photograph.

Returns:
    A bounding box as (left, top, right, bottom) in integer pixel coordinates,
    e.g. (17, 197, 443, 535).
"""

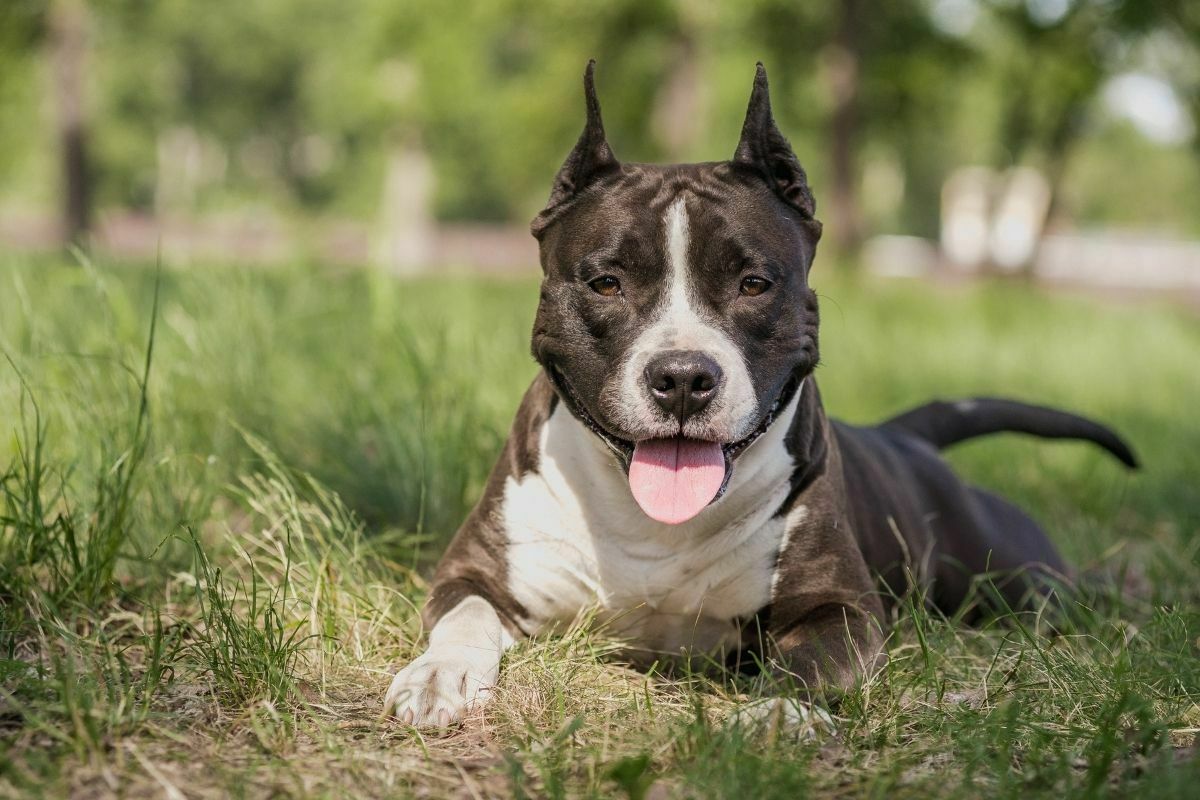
(531, 60, 621, 239)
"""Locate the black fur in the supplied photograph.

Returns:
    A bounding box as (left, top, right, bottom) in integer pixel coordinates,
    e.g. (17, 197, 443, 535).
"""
(882, 398, 1139, 468)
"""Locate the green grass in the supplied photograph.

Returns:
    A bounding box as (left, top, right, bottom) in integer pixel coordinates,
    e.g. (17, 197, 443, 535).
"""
(0, 253, 1197, 798)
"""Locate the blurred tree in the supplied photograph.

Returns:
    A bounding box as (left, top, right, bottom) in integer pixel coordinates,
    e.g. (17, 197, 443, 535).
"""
(965, 0, 1195, 269)
(0, 1, 46, 182)
(95, 0, 352, 213)
(365, 0, 688, 221)
(743, 0, 968, 251)
(828, 0, 864, 253)
(49, 0, 92, 245)
(981, 3, 1113, 208)
(1148, 0, 1200, 160)
(0, 0, 1196, 250)
(0, 0, 95, 246)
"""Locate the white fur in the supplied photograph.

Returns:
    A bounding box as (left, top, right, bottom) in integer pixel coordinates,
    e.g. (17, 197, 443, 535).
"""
(604, 197, 759, 442)
(386, 379, 810, 727)
(729, 696, 837, 740)
(383, 596, 515, 727)
(501, 381, 804, 660)
(770, 502, 810, 598)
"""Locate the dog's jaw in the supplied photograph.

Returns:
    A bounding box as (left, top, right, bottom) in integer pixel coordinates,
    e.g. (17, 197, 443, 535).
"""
(548, 361, 802, 492)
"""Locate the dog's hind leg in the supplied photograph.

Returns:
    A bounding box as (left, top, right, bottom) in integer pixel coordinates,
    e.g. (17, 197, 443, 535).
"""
(937, 486, 1073, 619)
(763, 600, 887, 694)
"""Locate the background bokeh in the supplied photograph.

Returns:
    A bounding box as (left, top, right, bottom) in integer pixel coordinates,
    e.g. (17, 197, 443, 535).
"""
(3, 4, 1200, 796)
(2, 0, 1200, 272)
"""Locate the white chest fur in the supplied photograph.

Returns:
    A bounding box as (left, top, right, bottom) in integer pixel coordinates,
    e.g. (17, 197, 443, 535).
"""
(499, 388, 804, 659)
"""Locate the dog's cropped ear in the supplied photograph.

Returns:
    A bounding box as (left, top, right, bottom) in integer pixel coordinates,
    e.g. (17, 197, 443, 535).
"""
(531, 60, 621, 239)
(733, 63, 819, 225)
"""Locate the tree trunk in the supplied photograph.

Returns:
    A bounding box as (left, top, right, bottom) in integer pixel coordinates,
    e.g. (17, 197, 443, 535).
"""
(49, 0, 91, 247)
(651, 37, 703, 163)
(373, 135, 434, 275)
(827, 0, 863, 258)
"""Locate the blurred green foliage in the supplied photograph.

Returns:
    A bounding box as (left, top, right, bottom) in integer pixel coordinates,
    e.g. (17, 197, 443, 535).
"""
(1, 0, 1199, 236)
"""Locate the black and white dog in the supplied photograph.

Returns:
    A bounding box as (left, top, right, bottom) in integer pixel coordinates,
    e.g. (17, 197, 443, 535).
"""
(383, 63, 1137, 728)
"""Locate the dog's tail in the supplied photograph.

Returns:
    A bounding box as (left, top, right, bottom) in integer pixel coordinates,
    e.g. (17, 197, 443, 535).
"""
(882, 398, 1139, 469)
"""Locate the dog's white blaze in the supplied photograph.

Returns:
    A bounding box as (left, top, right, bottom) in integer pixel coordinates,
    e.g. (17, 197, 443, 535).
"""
(501, 383, 802, 658)
(664, 196, 694, 325)
(607, 197, 759, 441)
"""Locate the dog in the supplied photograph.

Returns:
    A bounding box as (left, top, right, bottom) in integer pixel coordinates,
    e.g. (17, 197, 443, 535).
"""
(382, 62, 1138, 728)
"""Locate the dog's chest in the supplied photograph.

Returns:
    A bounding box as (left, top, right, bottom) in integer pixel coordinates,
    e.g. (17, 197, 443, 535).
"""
(498, 404, 799, 655)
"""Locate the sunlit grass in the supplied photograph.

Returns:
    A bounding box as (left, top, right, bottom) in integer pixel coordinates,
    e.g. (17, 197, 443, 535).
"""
(0, 254, 1197, 797)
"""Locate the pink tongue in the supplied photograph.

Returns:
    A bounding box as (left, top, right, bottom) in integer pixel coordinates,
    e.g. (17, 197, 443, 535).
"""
(629, 438, 727, 525)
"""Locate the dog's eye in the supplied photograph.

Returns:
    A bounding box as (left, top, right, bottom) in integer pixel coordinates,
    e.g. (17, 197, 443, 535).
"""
(739, 276, 772, 297)
(589, 276, 622, 297)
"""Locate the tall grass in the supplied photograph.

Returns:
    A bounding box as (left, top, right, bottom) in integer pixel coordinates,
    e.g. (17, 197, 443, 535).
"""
(0, 254, 1197, 797)
(185, 524, 308, 708)
(0, 264, 171, 781)
(0, 284, 155, 639)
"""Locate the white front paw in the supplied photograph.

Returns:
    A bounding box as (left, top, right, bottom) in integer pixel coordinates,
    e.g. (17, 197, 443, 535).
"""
(729, 697, 837, 740)
(382, 648, 496, 728)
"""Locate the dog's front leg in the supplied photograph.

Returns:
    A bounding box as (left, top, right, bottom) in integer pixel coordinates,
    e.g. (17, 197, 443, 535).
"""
(760, 509, 888, 702)
(383, 378, 553, 727)
(383, 593, 517, 727)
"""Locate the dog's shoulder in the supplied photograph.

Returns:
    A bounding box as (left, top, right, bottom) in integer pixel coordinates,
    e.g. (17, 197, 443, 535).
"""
(503, 371, 559, 478)
(423, 373, 557, 631)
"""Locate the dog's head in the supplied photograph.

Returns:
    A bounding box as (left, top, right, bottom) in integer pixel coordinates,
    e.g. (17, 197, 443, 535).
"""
(530, 62, 822, 524)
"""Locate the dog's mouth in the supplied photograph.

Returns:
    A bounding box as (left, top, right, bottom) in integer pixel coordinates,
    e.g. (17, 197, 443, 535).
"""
(546, 365, 801, 524)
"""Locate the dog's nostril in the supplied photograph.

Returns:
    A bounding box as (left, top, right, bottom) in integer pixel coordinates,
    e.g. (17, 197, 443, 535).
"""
(651, 374, 675, 394)
(692, 374, 714, 394)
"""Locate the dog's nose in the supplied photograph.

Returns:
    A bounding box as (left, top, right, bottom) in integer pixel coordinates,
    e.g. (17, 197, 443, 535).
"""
(644, 350, 723, 423)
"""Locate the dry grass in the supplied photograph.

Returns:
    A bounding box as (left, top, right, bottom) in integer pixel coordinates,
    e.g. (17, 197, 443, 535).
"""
(1, 256, 1197, 798)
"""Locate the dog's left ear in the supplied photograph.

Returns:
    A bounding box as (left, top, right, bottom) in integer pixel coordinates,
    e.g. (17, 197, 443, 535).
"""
(531, 60, 621, 239)
(733, 63, 820, 227)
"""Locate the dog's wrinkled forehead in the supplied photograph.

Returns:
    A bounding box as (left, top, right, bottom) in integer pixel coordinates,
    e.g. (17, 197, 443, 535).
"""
(536, 164, 816, 288)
